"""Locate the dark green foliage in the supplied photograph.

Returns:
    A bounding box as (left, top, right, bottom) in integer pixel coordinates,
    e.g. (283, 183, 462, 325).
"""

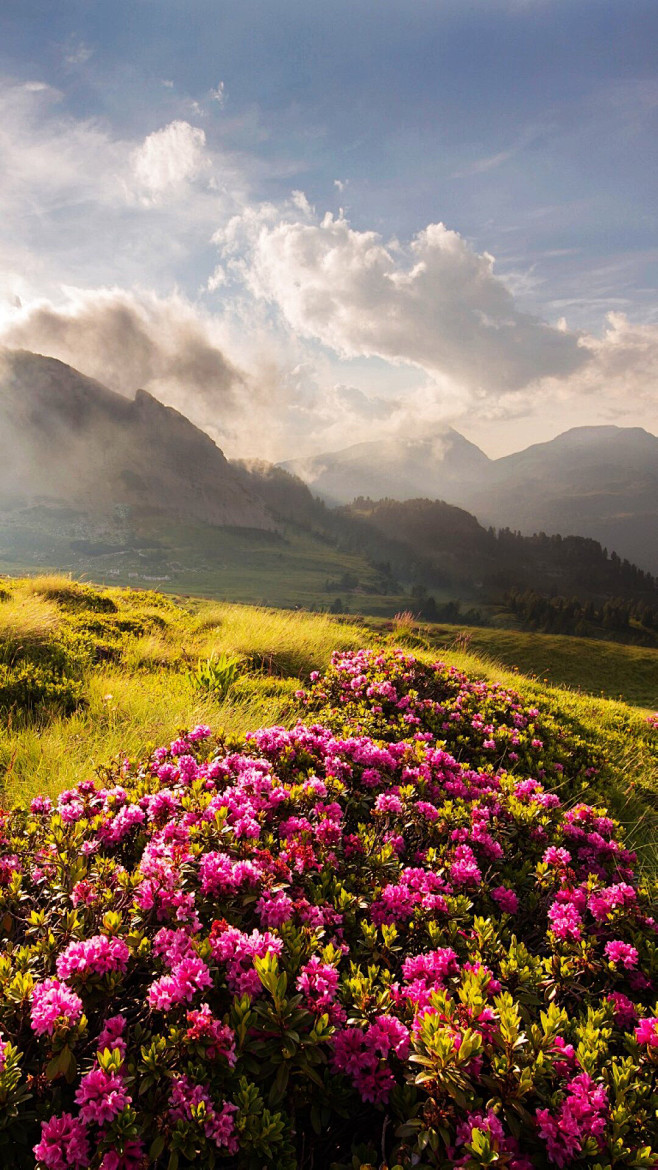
(504, 588, 658, 646)
(0, 661, 83, 718)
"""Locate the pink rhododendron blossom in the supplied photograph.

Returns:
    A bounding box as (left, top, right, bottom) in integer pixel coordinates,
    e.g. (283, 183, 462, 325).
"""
(74, 1066, 131, 1125)
(169, 1076, 238, 1152)
(296, 957, 341, 1014)
(635, 1017, 658, 1047)
(57, 935, 130, 981)
(491, 886, 519, 914)
(185, 1004, 237, 1064)
(33, 1114, 90, 1170)
(543, 846, 571, 867)
(589, 882, 637, 921)
(30, 795, 53, 815)
(210, 923, 283, 997)
(604, 939, 639, 968)
(536, 1074, 609, 1167)
(256, 890, 294, 927)
(30, 979, 83, 1036)
(148, 954, 213, 1010)
(99, 1138, 145, 1169)
(547, 899, 582, 942)
(97, 1014, 127, 1059)
(607, 992, 636, 1028)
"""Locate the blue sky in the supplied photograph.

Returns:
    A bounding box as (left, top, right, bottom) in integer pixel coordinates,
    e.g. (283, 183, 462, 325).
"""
(0, 0, 656, 458)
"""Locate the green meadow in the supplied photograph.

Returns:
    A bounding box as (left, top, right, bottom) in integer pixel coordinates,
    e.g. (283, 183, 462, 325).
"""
(0, 575, 655, 868)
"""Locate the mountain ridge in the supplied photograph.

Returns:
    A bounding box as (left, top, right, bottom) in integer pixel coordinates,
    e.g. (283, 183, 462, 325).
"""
(0, 348, 273, 531)
(279, 423, 658, 573)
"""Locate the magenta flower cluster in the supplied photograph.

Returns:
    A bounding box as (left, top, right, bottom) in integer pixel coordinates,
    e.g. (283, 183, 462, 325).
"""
(0, 650, 655, 1169)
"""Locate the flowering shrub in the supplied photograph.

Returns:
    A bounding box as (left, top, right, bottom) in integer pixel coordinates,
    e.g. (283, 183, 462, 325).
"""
(0, 651, 656, 1168)
(299, 648, 602, 786)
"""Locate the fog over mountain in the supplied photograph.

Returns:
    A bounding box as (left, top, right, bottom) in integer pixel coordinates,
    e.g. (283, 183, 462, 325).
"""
(0, 348, 656, 615)
(0, 349, 272, 530)
(281, 425, 658, 575)
(282, 431, 491, 508)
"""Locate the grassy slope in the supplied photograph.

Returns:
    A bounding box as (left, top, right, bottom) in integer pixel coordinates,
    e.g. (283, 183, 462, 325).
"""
(0, 513, 413, 613)
(416, 623, 658, 709)
(0, 577, 655, 867)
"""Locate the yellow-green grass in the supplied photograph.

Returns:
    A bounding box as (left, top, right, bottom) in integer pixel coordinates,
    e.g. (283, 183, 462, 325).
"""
(0, 667, 301, 808)
(0, 576, 655, 870)
(420, 624, 658, 709)
(188, 601, 367, 678)
(0, 591, 61, 651)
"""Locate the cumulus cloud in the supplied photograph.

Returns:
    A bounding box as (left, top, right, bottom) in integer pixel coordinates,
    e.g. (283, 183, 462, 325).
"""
(132, 121, 210, 201)
(576, 312, 658, 405)
(0, 74, 656, 467)
(217, 204, 588, 396)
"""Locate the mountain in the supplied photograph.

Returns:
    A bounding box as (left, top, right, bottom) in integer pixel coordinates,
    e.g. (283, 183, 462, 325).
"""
(460, 426, 658, 574)
(281, 425, 658, 574)
(1, 349, 655, 625)
(281, 429, 491, 506)
(341, 497, 657, 608)
(0, 349, 272, 530)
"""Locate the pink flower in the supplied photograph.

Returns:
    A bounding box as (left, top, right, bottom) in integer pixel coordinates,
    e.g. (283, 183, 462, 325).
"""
(256, 891, 294, 927)
(364, 1015, 410, 1060)
(491, 886, 519, 914)
(296, 957, 340, 1014)
(30, 979, 83, 1036)
(374, 793, 403, 814)
(547, 899, 582, 942)
(332, 1016, 408, 1105)
(210, 923, 284, 997)
(456, 1108, 505, 1148)
(589, 882, 637, 922)
(543, 846, 571, 867)
(607, 992, 636, 1029)
(536, 1074, 608, 1167)
(99, 1139, 145, 1169)
(635, 1017, 658, 1047)
(34, 1114, 90, 1170)
(75, 1066, 131, 1125)
(147, 954, 213, 1011)
(185, 1004, 237, 1065)
(57, 935, 130, 982)
(97, 1014, 127, 1060)
(30, 795, 53, 815)
(450, 844, 482, 886)
(604, 940, 638, 968)
(169, 1076, 238, 1153)
(199, 851, 262, 896)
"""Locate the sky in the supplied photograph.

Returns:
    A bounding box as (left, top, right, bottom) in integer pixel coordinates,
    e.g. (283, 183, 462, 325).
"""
(0, 0, 657, 460)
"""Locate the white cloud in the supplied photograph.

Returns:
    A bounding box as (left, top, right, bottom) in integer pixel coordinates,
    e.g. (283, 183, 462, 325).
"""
(0, 72, 655, 463)
(63, 39, 94, 67)
(132, 121, 209, 201)
(0, 79, 251, 312)
(217, 203, 587, 395)
(210, 82, 226, 106)
(566, 311, 658, 408)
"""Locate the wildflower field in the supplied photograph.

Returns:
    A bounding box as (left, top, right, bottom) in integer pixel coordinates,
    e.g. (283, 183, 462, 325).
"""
(0, 578, 656, 1167)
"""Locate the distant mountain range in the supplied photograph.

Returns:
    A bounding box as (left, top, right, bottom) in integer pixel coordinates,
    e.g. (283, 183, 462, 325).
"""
(282, 425, 658, 574)
(283, 430, 490, 507)
(0, 349, 656, 625)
